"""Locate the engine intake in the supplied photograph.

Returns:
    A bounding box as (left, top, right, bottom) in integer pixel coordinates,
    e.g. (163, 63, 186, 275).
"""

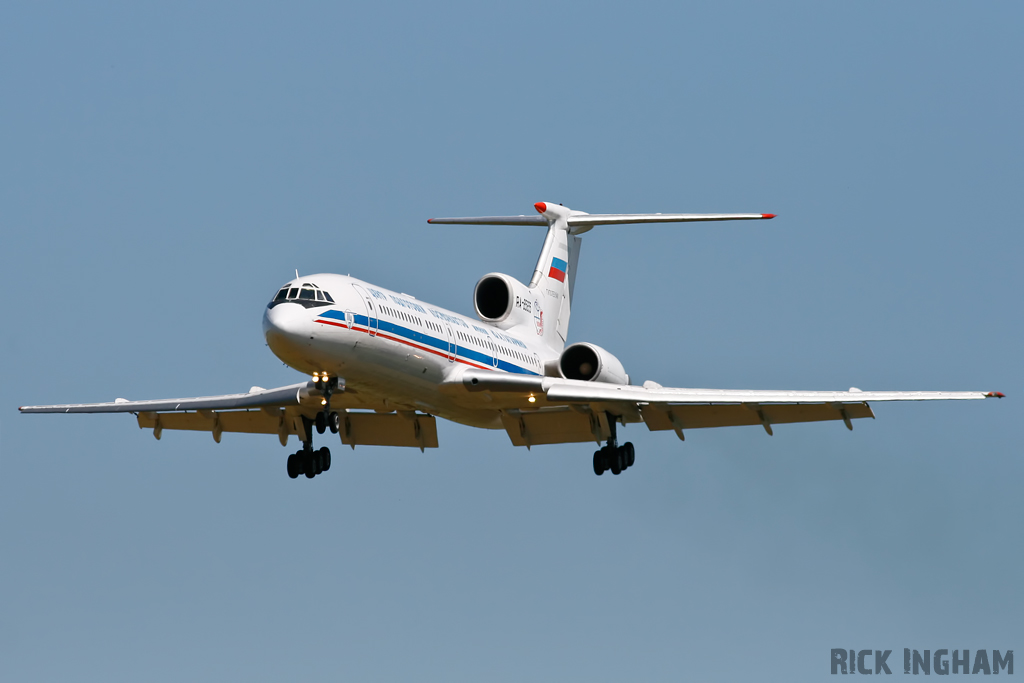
(473, 273, 534, 330)
(475, 275, 511, 320)
(558, 342, 629, 385)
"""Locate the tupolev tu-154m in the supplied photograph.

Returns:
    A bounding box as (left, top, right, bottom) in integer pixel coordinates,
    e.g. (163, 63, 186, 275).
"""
(20, 202, 1004, 479)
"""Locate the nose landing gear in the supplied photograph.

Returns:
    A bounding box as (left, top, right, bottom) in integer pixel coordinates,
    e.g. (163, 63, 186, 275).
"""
(592, 413, 635, 476)
(314, 376, 341, 435)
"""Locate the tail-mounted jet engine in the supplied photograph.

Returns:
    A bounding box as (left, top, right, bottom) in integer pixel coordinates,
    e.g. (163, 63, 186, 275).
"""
(559, 342, 629, 385)
(473, 273, 535, 331)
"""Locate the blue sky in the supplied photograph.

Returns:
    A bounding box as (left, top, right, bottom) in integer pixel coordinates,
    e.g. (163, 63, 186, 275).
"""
(2, 2, 1021, 681)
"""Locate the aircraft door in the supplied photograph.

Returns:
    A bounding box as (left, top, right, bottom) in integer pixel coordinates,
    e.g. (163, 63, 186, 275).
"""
(444, 323, 456, 362)
(351, 284, 378, 337)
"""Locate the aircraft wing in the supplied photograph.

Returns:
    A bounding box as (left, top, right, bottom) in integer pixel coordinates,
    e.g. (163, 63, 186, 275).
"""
(457, 371, 1001, 446)
(19, 382, 318, 414)
(20, 381, 440, 450)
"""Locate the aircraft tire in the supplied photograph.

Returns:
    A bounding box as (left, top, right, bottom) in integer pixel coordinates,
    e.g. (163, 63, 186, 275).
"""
(319, 446, 331, 472)
(328, 412, 340, 434)
(610, 448, 622, 475)
(593, 450, 604, 475)
(624, 442, 635, 468)
(287, 453, 300, 479)
(304, 452, 316, 478)
(315, 412, 327, 434)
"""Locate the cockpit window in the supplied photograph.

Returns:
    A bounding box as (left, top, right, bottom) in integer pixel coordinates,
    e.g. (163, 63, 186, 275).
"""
(270, 282, 335, 307)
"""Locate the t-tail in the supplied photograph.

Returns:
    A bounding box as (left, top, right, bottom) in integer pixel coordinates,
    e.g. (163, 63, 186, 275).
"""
(428, 201, 775, 353)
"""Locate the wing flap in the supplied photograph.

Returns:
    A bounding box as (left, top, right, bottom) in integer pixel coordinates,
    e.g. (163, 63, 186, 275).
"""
(137, 409, 295, 436)
(500, 408, 608, 447)
(641, 402, 875, 434)
(339, 412, 438, 450)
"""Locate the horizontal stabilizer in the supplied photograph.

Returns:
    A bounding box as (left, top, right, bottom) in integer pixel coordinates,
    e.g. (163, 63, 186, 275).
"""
(428, 211, 775, 232)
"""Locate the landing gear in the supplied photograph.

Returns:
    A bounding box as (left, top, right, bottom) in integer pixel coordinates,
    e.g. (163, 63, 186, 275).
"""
(287, 412, 334, 480)
(287, 444, 332, 480)
(592, 413, 635, 476)
(593, 443, 634, 475)
(316, 411, 340, 434)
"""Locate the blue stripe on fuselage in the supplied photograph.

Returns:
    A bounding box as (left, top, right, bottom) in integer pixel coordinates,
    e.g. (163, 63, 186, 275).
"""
(315, 309, 539, 375)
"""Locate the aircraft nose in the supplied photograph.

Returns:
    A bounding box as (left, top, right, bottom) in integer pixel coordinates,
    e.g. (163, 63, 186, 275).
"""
(263, 303, 309, 355)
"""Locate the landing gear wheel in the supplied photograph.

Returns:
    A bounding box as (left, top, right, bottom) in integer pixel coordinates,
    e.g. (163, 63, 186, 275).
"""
(610, 447, 622, 475)
(593, 450, 604, 476)
(319, 447, 331, 471)
(304, 451, 316, 478)
(315, 412, 327, 434)
(624, 442, 635, 468)
(328, 412, 340, 434)
(287, 452, 300, 479)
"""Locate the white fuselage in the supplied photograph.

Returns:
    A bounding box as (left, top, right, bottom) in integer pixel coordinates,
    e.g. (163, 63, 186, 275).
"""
(263, 274, 556, 429)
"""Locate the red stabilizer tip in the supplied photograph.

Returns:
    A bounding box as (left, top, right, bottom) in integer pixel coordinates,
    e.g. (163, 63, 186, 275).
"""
(761, 213, 776, 219)
(534, 202, 547, 214)
(427, 219, 434, 223)
(986, 392, 1005, 398)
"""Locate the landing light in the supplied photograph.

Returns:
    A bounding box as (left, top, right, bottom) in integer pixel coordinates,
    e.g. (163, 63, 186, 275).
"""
(321, 399, 327, 406)
(528, 395, 536, 403)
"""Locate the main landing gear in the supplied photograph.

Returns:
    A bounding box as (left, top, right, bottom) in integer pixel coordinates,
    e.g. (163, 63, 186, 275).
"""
(287, 445, 331, 479)
(288, 376, 340, 480)
(593, 413, 635, 476)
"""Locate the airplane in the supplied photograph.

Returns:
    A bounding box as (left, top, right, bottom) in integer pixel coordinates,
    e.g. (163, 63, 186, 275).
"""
(19, 201, 1004, 479)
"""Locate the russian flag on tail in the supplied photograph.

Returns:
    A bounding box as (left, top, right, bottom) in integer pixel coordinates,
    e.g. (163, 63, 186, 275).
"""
(548, 257, 567, 282)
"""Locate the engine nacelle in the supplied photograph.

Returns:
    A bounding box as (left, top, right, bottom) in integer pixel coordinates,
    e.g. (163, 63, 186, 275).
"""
(558, 342, 629, 385)
(473, 273, 535, 330)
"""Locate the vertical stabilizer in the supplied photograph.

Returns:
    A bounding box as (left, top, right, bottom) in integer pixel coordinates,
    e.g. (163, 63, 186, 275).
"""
(528, 202, 581, 352)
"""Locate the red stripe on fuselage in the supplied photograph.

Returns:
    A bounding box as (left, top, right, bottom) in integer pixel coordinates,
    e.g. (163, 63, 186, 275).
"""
(314, 319, 495, 371)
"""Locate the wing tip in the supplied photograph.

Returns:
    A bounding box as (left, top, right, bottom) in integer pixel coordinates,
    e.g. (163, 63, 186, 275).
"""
(761, 213, 777, 219)
(985, 391, 1005, 398)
